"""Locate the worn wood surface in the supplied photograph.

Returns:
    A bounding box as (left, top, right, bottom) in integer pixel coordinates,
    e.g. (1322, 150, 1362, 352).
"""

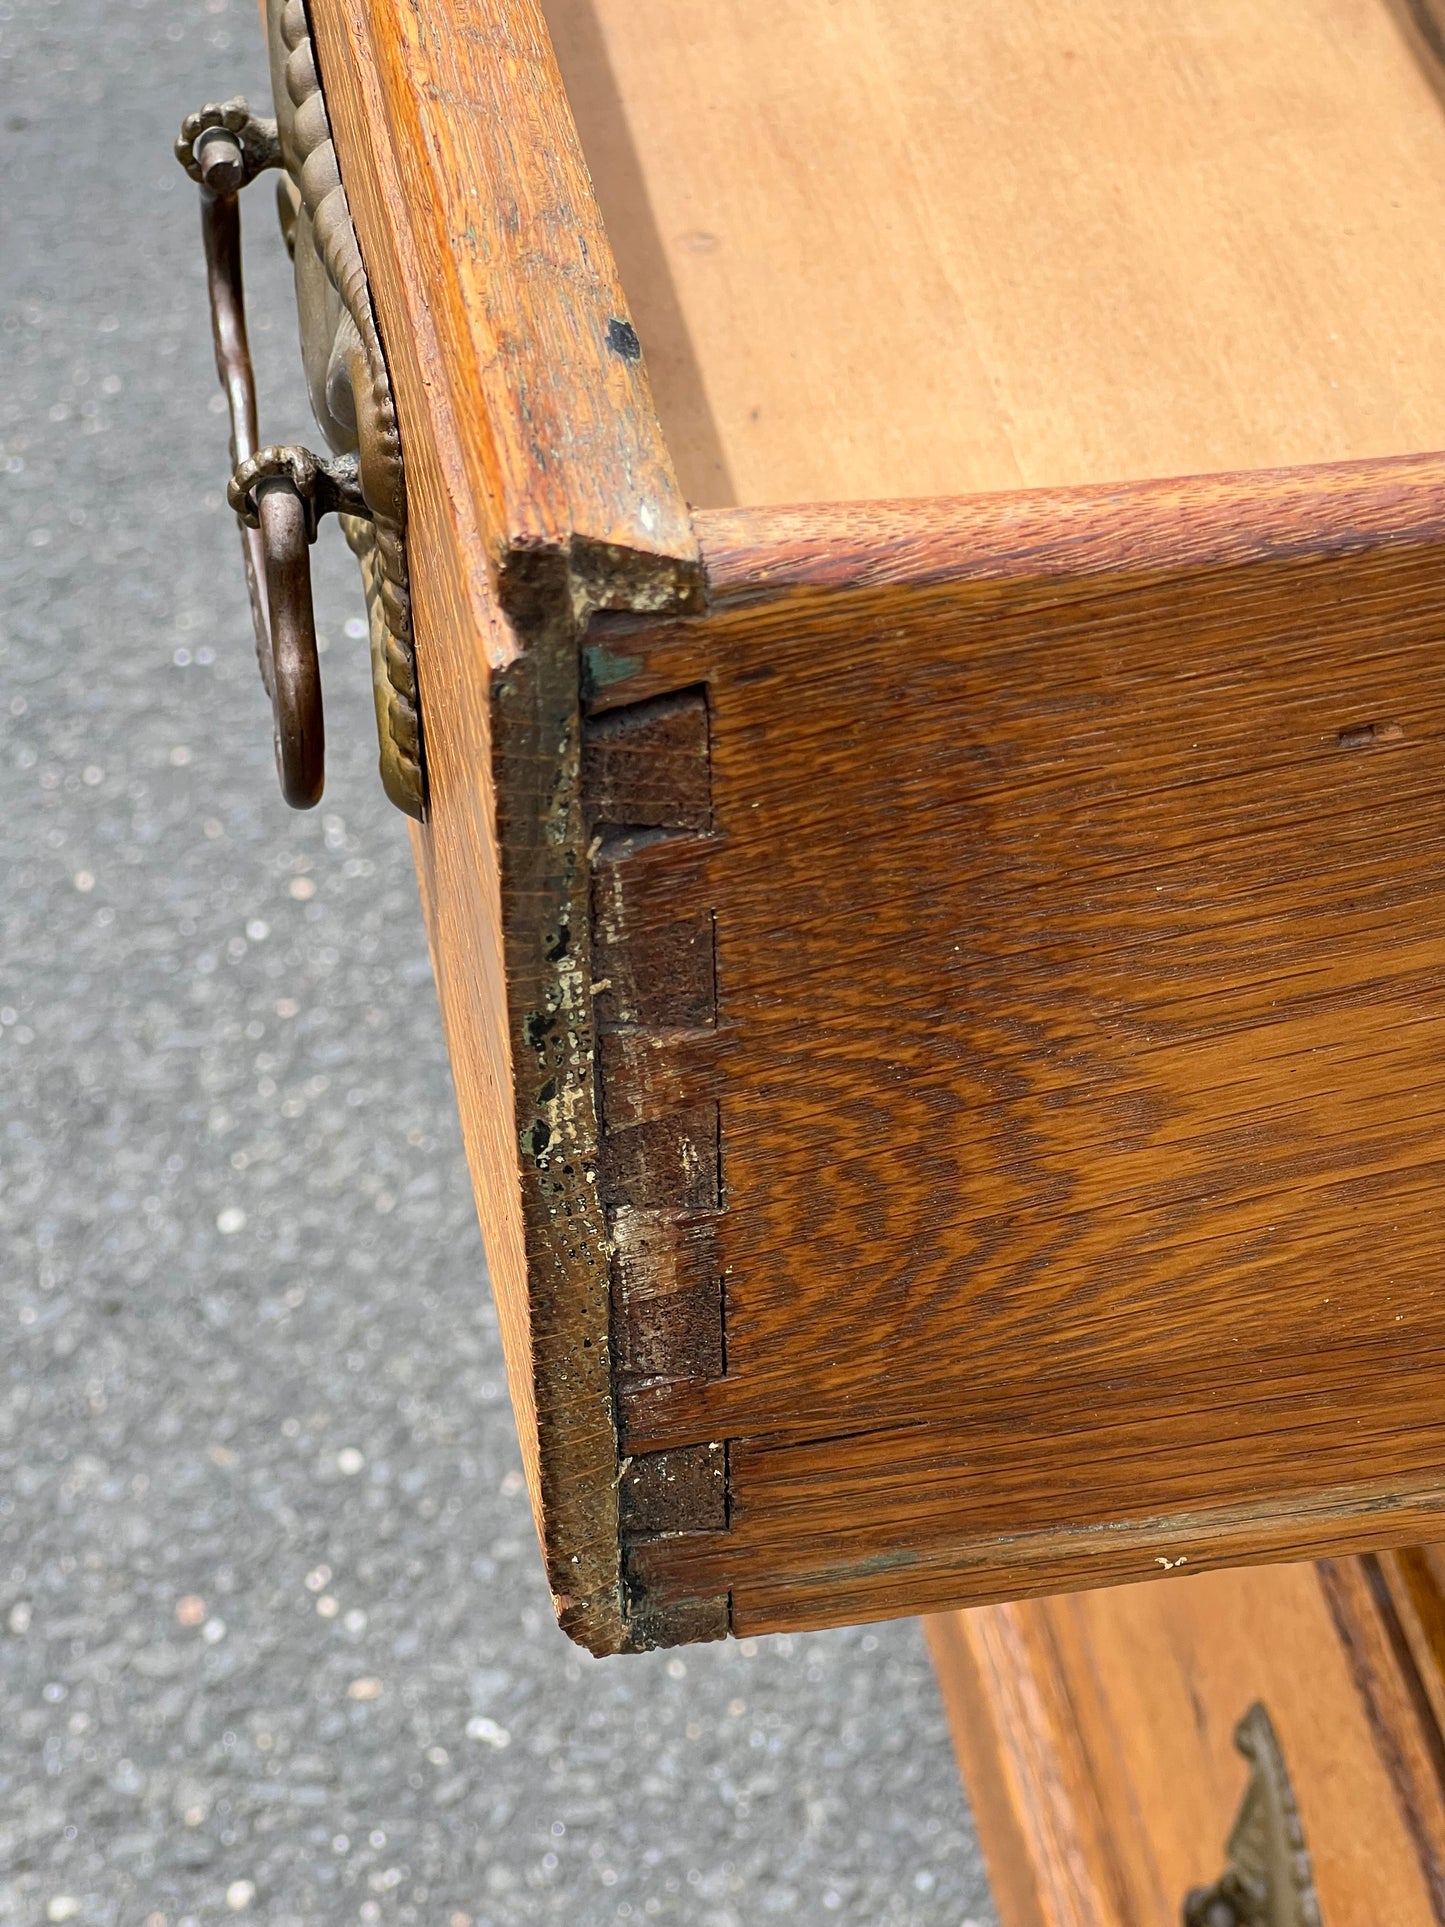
(306, 0, 1445, 1646)
(927, 1551, 1445, 1927)
(311, 0, 701, 1650)
(545, 0, 1445, 507)
(310, 0, 697, 583)
(585, 454, 1445, 1634)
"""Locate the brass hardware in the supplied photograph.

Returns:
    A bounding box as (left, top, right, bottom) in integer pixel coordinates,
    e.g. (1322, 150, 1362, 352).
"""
(176, 0, 425, 819)
(228, 445, 370, 532)
(175, 105, 322, 808)
(1184, 1704, 1323, 1927)
(176, 98, 280, 195)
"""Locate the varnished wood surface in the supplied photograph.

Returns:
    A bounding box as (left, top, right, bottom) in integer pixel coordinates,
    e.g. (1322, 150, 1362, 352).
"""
(311, 0, 697, 591)
(586, 456, 1445, 1634)
(312, 0, 705, 1649)
(305, 0, 1445, 1645)
(927, 1553, 1445, 1926)
(545, 0, 1445, 506)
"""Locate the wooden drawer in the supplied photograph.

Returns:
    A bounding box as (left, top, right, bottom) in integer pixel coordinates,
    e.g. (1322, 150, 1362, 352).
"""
(197, 0, 1445, 1650)
(929, 1546, 1445, 1926)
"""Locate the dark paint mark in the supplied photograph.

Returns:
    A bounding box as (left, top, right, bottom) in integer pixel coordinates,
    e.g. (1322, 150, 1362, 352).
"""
(545, 924, 571, 962)
(529, 1119, 552, 1160)
(607, 317, 642, 361)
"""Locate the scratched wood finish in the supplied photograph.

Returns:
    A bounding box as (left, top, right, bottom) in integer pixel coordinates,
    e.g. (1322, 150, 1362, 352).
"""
(544, 0, 1445, 506)
(587, 456, 1445, 1635)
(310, 0, 696, 580)
(301, 0, 1445, 1647)
(926, 1551, 1445, 1927)
(310, 0, 702, 1651)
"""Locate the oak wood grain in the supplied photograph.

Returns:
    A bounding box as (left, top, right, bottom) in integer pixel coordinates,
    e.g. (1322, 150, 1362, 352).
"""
(310, 0, 698, 589)
(928, 1554, 1445, 1927)
(304, 0, 1445, 1647)
(585, 455, 1445, 1632)
(1318, 1555, 1445, 1912)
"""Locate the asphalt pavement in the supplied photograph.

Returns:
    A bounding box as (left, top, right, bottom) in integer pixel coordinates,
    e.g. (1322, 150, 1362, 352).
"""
(0, 3, 997, 1923)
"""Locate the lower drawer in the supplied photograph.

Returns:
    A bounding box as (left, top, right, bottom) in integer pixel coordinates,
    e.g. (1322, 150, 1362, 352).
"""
(929, 1548, 1445, 1926)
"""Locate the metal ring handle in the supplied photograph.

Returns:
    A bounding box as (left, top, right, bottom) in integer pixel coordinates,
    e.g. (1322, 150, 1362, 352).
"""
(256, 481, 324, 809)
(179, 94, 425, 821)
(193, 121, 326, 811)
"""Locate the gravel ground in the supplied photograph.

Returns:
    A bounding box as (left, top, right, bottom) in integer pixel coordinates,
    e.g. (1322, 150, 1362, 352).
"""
(0, 4, 998, 1924)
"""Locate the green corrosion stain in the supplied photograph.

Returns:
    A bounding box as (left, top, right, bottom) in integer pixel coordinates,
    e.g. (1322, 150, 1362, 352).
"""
(582, 643, 643, 697)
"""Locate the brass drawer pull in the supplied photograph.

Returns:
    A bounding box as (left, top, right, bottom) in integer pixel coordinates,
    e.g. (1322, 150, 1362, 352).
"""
(1184, 1704, 1322, 1927)
(176, 81, 425, 820)
(179, 102, 325, 809)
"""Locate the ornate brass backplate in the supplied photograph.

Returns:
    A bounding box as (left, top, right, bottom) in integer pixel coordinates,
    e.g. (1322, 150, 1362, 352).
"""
(176, 0, 425, 819)
(1184, 1704, 1323, 1927)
